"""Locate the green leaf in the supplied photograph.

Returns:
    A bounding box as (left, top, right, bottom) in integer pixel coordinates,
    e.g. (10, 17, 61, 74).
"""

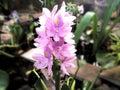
(110, 45, 118, 51)
(29, 23, 35, 32)
(109, 34, 120, 41)
(112, 29, 120, 37)
(82, 80, 90, 90)
(92, 13, 99, 55)
(107, 17, 120, 35)
(14, 25, 23, 39)
(96, 52, 110, 64)
(101, 0, 120, 32)
(34, 78, 48, 90)
(61, 84, 70, 90)
(117, 53, 120, 61)
(74, 12, 95, 46)
(70, 79, 75, 90)
(0, 70, 9, 90)
(96, 52, 116, 69)
(102, 16, 120, 46)
(66, 77, 76, 90)
(103, 60, 116, 69)
(92, 0, 120, 55)
(6, 25, 13, 32)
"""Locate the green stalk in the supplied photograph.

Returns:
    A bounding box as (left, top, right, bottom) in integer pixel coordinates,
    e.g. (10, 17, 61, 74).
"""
(0, 44, 17, 48)
(10, 35, 15, 45)
(52, 60, 61, 90)
(88, 68, 103, 90)
(0, 50, 14, 58)
(73, 60, 80, 78)
(33, 68, 40, 78)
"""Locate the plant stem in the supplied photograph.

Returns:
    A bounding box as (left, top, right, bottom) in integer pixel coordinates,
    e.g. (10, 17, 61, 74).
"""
(0, 50, 14, 58)
(33, 68, 40, 78)
(88, 68, 102, 90)
(55, 71, 60, 90)
(0, 44, 18, 48)
(52, 60, 61, 90)
(73, 61, 80, 78)
(11, 35, 15, 45)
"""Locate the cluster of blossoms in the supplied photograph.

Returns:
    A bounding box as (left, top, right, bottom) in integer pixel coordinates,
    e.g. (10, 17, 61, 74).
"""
(33, 2, 76, 75)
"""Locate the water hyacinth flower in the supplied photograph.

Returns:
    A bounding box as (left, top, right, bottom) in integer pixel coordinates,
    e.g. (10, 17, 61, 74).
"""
(33, 1, 76, 75)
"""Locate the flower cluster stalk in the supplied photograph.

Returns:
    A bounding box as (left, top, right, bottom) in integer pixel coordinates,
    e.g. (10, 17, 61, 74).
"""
(52, 60, 61, 90)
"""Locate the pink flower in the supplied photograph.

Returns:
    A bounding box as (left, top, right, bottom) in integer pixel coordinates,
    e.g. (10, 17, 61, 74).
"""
(61, 57, 76, 75)
(44, 46, 52, 59)
(33, 54, 49, 69)
(52, 3, 76, 41)
(39, 2, 76, 41)
(57, 44, 76, 58)
(33, 47, 53, 75)
(34, 26, 53, 49)
(54, 37, 64, 46)
(33, 54, 53, 75)
(33, 1, 77, 75)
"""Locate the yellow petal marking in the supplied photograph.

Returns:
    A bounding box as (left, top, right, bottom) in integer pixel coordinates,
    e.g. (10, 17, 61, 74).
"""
(45, 52, 49, 57)
(56, 19, 59, 25)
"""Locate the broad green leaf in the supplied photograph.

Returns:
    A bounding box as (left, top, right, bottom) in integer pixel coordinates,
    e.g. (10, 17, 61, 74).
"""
(74, 12, 95, 46)
(0, 70, 9, 90)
